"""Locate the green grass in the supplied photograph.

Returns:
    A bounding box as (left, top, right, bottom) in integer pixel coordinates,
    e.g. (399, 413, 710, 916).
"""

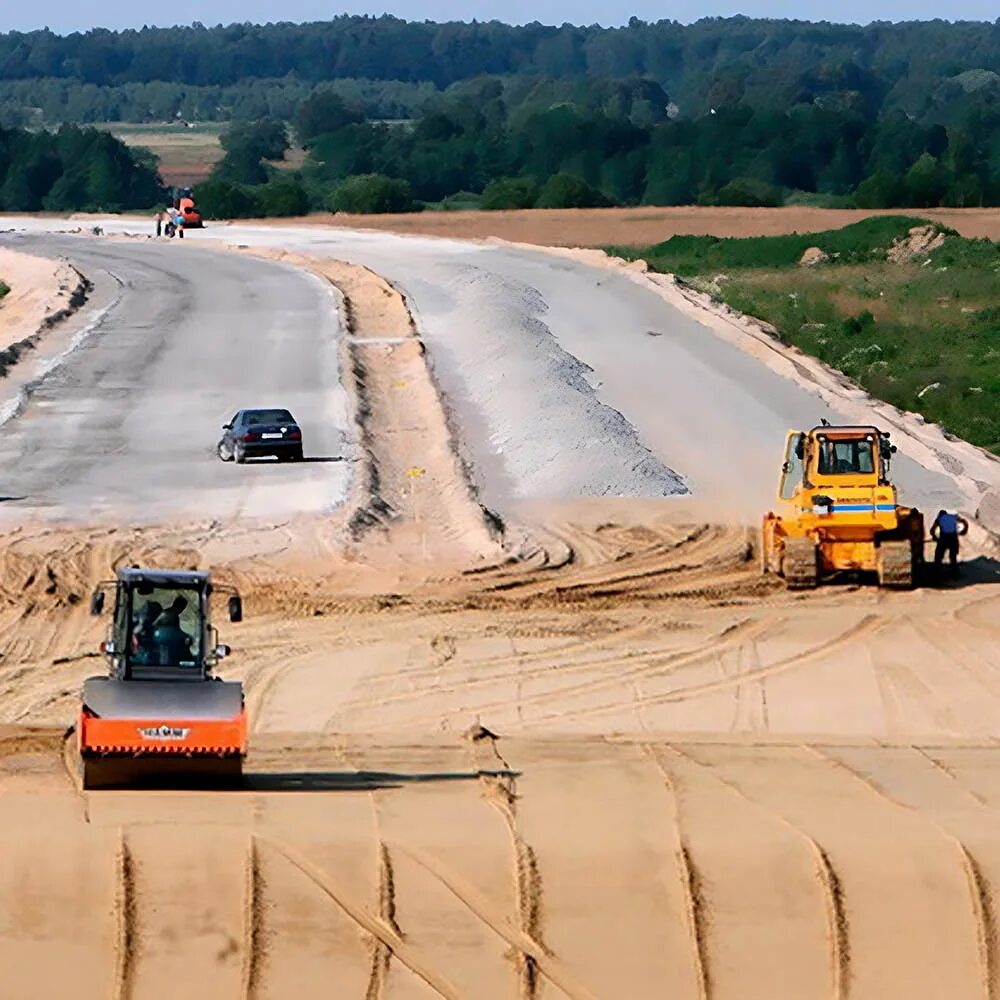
(607, 216, 950, 276)
(609, 218, 1000, 454)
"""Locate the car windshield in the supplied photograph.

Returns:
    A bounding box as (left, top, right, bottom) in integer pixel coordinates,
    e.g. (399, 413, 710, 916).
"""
(245, 409, 294, 426)
(126, 585, 202, 667)
(817, 437, 875, 475)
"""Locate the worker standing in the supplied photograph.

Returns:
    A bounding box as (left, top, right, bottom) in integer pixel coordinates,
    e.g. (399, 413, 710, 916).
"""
(930, 509, 969, 578)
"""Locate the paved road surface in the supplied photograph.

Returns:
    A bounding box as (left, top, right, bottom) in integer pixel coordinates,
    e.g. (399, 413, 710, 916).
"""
(0, 234, 351, 524)
(213, 224, 966, 516)
(0, 221, 964, 519)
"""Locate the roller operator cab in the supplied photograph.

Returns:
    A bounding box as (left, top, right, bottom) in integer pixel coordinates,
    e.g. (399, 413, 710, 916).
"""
(761, 424, 924, 589)
(78, 568, 245, 788)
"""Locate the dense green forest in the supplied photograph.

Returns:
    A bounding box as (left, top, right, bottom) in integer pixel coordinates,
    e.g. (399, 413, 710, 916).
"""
(191, 79, 1000, 216)
(3, 16, 1000, 123)
(7, 17, 1000, 212)
(0, 124, 162, 210)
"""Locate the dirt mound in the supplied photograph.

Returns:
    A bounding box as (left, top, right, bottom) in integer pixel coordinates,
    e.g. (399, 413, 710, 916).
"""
(886, 224, 946, 262)
(799, 246, 829, 266)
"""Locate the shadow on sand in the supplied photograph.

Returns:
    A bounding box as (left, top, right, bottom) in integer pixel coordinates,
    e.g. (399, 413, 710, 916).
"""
(243, 768, 520, 793)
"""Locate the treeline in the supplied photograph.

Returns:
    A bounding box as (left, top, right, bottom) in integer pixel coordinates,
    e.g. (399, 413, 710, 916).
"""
(0, 77, 435, 126)
(4, 17, 1000, 122)
(193, 81, 1000, 216)
(0, 124, 163, 210)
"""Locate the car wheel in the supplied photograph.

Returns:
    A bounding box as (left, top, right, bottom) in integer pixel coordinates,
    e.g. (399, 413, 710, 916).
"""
(234, 443, 246, 464)
(292, 445, 304, 462)
(217, 440, 233, 462)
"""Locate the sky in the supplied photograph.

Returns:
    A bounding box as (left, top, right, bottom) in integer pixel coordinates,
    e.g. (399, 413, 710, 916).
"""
(5, 0, 1000, 33)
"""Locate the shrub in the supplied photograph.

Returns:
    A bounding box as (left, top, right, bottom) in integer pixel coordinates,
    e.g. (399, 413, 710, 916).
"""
(480, 176, 538, 210)
(255, 176, 309, 217)
(328, 174, 415, 214)
(535, 172, 610, 209)
(192, 178, 261, 219)
(711, 177, 783, 207)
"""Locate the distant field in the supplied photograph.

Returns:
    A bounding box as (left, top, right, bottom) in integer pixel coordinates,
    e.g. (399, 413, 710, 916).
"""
(98, 122, 304, 187)
(98, 122, 225, 186)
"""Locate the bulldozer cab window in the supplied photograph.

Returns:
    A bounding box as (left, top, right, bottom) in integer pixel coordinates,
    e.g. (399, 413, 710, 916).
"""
(817, 437, 875, 476)
(128, 586, 203, 668)
(779, 433, 805, 500)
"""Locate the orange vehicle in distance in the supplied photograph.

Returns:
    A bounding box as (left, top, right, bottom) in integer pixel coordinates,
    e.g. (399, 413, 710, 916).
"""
(173, 187, 204, 228)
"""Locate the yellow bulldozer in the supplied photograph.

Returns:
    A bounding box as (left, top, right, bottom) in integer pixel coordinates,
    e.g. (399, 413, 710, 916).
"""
(761, 422, 924, 589)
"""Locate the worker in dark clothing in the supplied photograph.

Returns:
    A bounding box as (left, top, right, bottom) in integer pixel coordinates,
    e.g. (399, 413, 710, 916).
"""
(152, 596, 194, 663)
(931, 509, 969, 578)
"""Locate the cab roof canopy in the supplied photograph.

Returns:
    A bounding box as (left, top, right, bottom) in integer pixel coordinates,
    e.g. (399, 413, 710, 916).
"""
(117, 567, 210, 587)
(809, 425, 884, 439)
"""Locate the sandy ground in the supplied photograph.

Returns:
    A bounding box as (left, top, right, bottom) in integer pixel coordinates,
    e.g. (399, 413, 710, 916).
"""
(242, 205, 1000, 246)
(0, 246, 79, 352)
(0, 219, 999, 997)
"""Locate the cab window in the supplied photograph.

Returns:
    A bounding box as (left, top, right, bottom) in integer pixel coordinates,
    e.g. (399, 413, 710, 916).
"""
(817, 437, 874, 475)
(779, 432, 805, 500)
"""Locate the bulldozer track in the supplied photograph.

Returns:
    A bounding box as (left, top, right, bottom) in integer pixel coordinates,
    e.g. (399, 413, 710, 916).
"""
(782, 537, 818, 590)
(878, 541, 915, 589)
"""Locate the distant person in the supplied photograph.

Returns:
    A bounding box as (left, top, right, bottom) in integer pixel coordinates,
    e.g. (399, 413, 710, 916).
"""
(931, 509, 969, 578)
(155, 212, 162, 237)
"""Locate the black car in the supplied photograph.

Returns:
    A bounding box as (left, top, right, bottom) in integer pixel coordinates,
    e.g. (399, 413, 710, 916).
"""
(218, 408, 303, 463)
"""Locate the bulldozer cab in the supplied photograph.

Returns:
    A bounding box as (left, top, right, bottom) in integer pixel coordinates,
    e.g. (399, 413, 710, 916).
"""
(777, 425, 896, 501)
(91, 569, 242, 681)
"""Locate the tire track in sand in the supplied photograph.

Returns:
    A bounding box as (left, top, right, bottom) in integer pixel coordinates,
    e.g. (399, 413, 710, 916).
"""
(392, 618, 773, 730)
(812, 746, 995, 1000)
(258, 836, 461, 1000)
(365, 841, 401, 1000)
(239, 837, 264, 1000)
(538, 613, 882, 726)
(112, 828, 137, 1000)
(471, 731, 547, 1000)
(643, 746, 709, 1000)
(391, 842, 598, 1000)
(666, 745, 849, 998)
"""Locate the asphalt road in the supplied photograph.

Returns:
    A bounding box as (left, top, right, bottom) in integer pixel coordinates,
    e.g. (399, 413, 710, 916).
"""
(216, 223, 964, 516)
(0, 234, 351, 524)
(0, 221, 966, 521)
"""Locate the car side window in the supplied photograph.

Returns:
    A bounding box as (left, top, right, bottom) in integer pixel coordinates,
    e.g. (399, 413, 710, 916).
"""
(230, 412, 242, 429)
